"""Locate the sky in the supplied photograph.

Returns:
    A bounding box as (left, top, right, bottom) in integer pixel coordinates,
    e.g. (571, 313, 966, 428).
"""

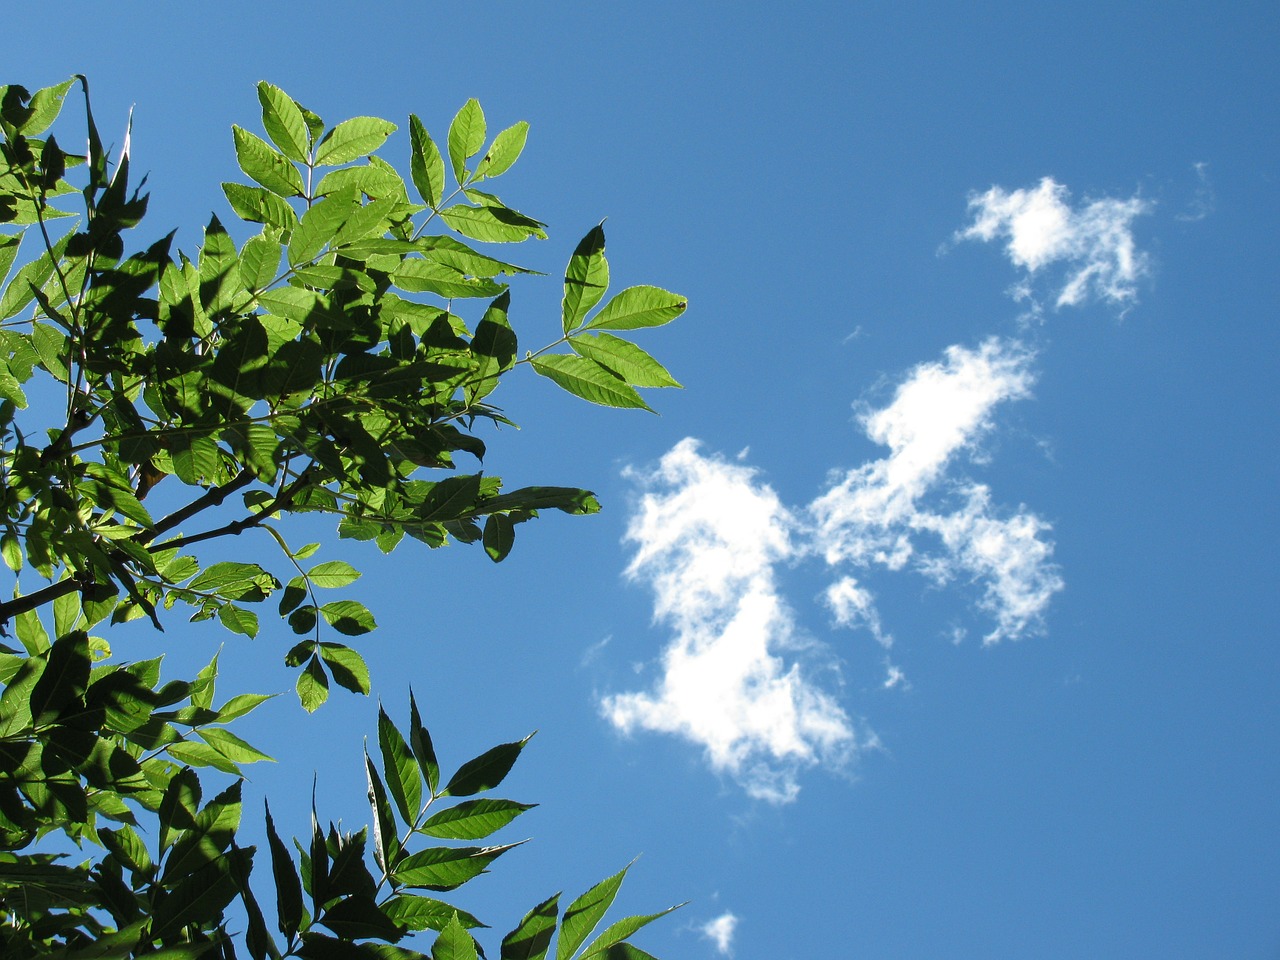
(9, 2, 1280, 957)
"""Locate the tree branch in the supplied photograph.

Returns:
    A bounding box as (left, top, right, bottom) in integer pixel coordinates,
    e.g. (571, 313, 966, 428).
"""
(135, 468, 257, 546)
(0, 576, 82, 625)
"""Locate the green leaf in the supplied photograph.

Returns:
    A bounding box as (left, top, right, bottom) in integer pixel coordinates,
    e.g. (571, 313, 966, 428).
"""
(434, 914, 479, 960)
(297, 655, 330, 712)
(530, 355, 651, 411)
(502, 893, 560, 960)
(379, 706, 422, 826)
(319, 601, 377, 637)
(99, 824, 153, 877)
(289, 189, 358, 266)
(383, 895, 485, 932)
(409, 114, 446, 209)
(441, 734, 532, 798)
(224, 182, 299, 231)
(217, 692, 275, 722)
(392, 259, 508, 299)
(420, 798, 535, 841)
(392, 843, 523, 892)
(440, 204, 547, 243)
(557, 867, 628, 960)
(476, 121, 530, 180)
(569, 333, 681, 388)
(29, 630, 90, 724)
(217, 603, 260, 638)
(158, 767, 201, 852)
(0, 232, 21, 287)
(197, 726, 275, 764)
(447, 99, 486, 183)
(365, 748, 401, 875)
(308, 560, 361, 588)
(1, 532, 21, 572)
(418, 236, 536, 278)
(562, 224, 609, 334)
(0, 231, 70, 320)
(409, 691, 440, 796)
(234, 125, 305, 197)
(316, 116, 398, 166)
(14, 78, 75, 136)
(319, 642, 371, 693)
(469, 290, 517, 405)
(167, 740, 241, 775)
(483, 513, 515, 563)
(241, 231, 284, 290)
(320, 893, 405, 941)
(578, 905, 684, 960)
(258, 81, 311, 162)
(584, 286, 686, 332)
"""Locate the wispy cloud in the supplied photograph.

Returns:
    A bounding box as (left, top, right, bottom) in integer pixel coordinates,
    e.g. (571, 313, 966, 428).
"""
(602, 177, 1145, 799)
(812, 337, 1061, 645)
(600, 441, 858, 804)
(699, 912, 738, 955)
(957, 176, 1152, 307)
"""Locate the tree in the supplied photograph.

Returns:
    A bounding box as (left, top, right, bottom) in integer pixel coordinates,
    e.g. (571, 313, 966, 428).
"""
(0, 76, 686, 959)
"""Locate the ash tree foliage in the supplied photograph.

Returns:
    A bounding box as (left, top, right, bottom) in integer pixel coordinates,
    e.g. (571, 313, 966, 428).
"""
(0, 75, 686, 959)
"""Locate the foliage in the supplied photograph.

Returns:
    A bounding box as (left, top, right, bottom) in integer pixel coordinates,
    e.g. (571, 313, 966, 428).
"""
(0, 76, 685, 958)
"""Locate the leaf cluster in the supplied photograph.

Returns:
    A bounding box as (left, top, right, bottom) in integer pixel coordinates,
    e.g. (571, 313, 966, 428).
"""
(0, 79, 685, 959)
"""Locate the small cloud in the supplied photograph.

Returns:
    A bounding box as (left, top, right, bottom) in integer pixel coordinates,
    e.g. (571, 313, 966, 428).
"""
(882, 661, 908, 690)
(1176, 161, 1215, 222)
(700, 912, 738, 955)
(957, 177, 1152, 307)
(602, 441, 858, 804)
(580, 635, 611, 667)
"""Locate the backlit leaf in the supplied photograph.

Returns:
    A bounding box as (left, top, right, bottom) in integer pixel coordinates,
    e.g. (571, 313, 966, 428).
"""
(258, 81, 310, 162)
(316, 116, 397, 166)
(233, 125, 305, 197)
(530, 355, 651, 411)
(583, 286, 686, 332)
(447, 99, 486, 183)
(569, 333, 680, 388)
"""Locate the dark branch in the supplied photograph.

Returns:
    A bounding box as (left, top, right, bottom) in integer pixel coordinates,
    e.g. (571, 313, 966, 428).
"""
(136, 468, 257, 545)
(0, 576, 82, 624)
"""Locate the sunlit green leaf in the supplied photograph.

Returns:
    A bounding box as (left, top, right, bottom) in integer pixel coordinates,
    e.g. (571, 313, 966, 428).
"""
(562, 224, 608, 333)
(379, 706, 421, 826)
(530, 355, 651, 411)
(502, 893, 560, 960)
(569, 333, 680, 388)
(307, 560, 361, 589)
(440, 204, 547, 243)
(197, 726, 274, 764)
(420, 798, 535, 841)
(392, 842, 523, 892)
(233, 125, 305, 197)
(297, 655, 330, 712)
(447, 99, 486, 183)
(434, 914, 480, 960)
(557, 867, 628, 960)
(316, 116, 397, 166)
(319, 641, 371, 693)
(258, 81, 310, 162)
(410, 114, 446, 209)
(583, 285, 686, 331)
(476, 121, 530, 180)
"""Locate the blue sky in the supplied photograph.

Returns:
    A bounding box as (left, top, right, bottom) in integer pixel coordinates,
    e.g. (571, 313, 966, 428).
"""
(11, 2, 1280, 957)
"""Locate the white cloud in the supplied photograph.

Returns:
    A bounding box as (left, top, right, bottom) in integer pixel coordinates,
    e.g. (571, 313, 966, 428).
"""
(811, 337, 1060, 645)
(700, 912, 738, 955)
(603, 176, 1151, 798)
(601, 440, 858, 804)
(957, 177, 1152, 307)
